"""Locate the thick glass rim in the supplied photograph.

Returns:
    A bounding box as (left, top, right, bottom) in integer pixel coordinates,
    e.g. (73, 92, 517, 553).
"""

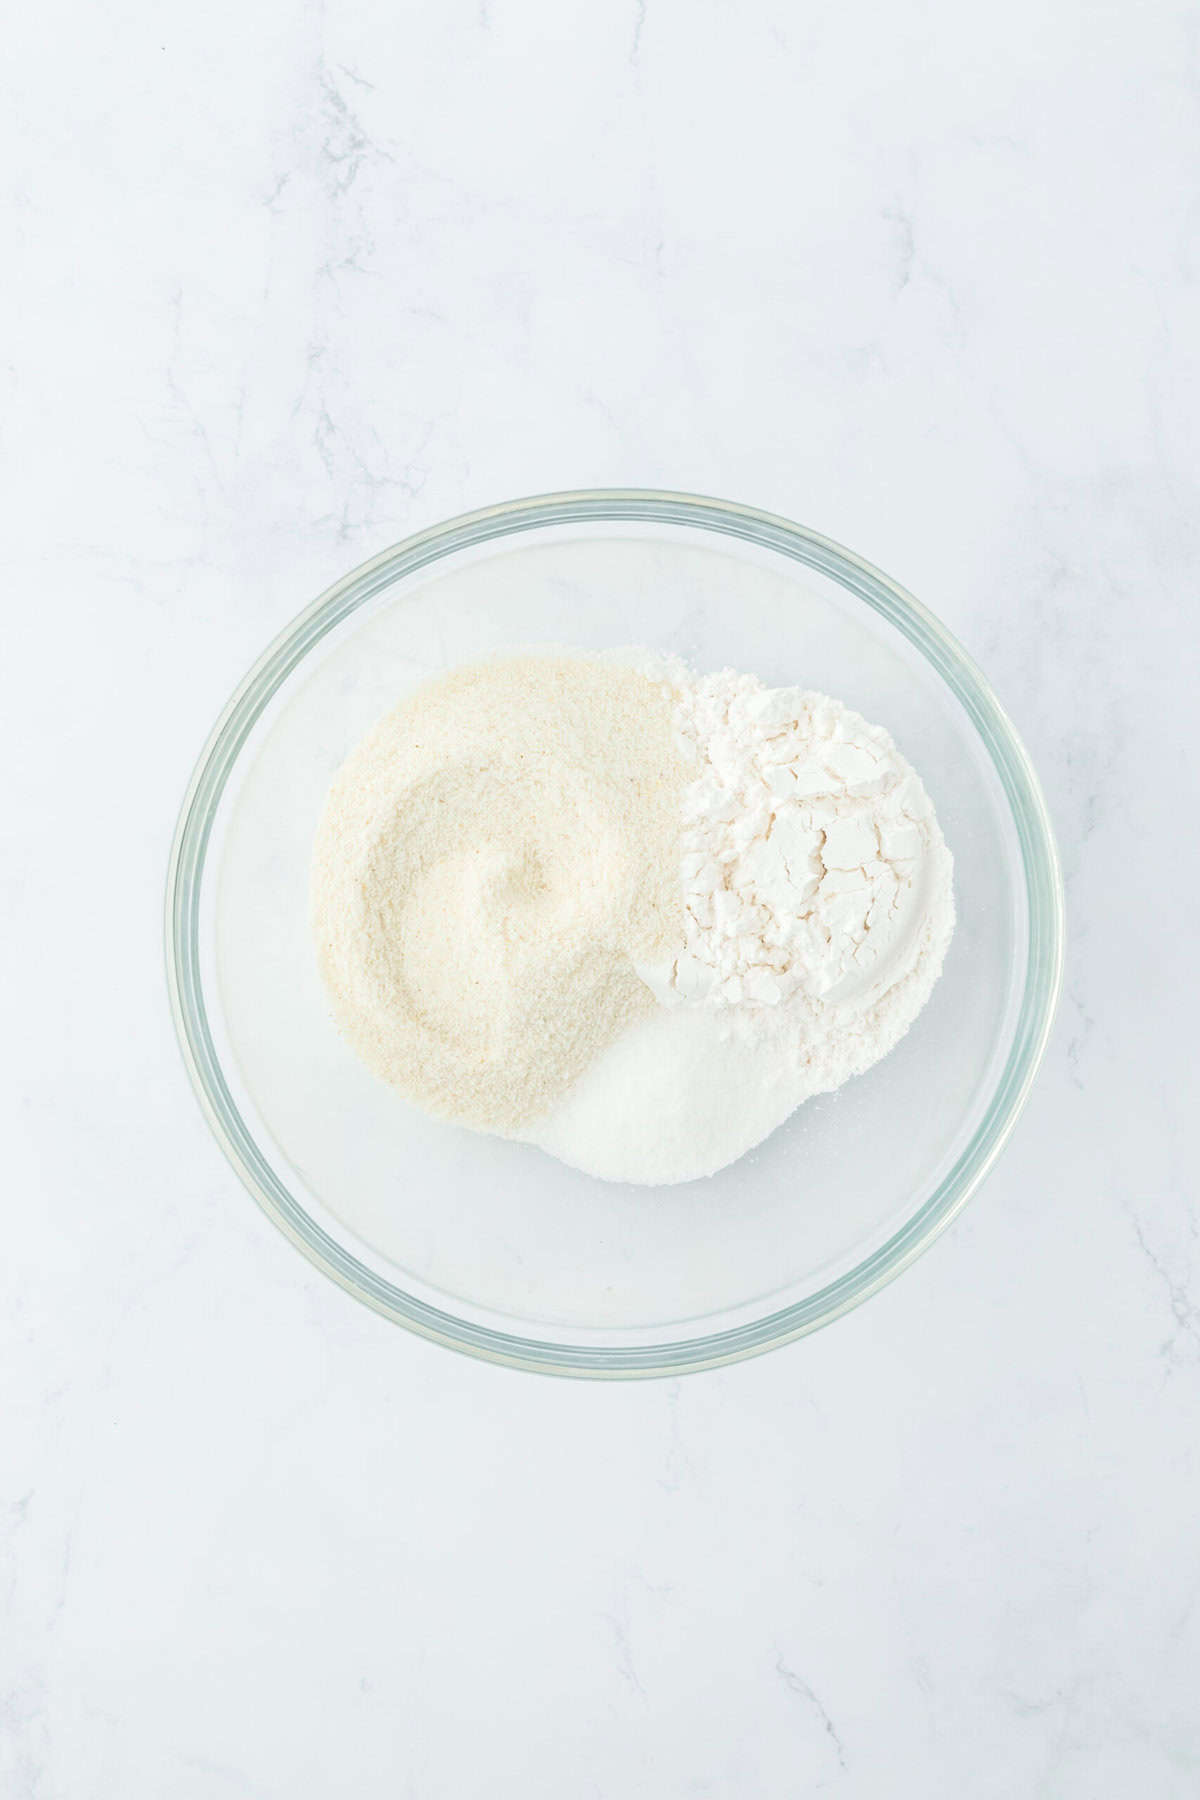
(165, 489, 1065, 1377)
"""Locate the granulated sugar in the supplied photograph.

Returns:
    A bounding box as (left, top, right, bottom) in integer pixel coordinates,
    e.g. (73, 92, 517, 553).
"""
(313, 650, 954, 1184)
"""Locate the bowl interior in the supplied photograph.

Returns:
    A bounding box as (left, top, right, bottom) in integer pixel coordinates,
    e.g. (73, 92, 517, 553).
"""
(193, 509, 1040, 1362)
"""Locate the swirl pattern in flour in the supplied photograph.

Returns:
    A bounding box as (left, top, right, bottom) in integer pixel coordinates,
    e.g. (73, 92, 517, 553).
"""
(311, 656, 685, 1132)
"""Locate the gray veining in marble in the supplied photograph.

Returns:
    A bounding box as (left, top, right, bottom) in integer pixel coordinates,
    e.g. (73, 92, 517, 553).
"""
(2, 0, 1198, 1793)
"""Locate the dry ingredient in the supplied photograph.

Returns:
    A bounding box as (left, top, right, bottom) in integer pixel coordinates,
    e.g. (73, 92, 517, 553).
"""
(527, 658, 955, 1183)
(311, 656, 683, 1132)
(644, 665, 944, 1013)
(313, 650, 955, 1185)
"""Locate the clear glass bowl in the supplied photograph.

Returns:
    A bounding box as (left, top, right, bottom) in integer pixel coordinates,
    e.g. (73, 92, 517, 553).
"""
(166, 491, 1064, 1376)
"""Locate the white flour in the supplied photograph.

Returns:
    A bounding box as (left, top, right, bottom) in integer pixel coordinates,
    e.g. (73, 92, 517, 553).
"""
(525, 661, 955, 1183)
(644, 669, 944, 1014)
(313, 652, 954, 1185)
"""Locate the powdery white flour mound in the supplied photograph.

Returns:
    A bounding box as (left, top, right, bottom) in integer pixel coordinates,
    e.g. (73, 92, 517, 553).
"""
(311, 656, 684, 1133)
(645, 670, 946, 1014)
(523, 660, 955, 1184)
(313, 650, 954, 1185)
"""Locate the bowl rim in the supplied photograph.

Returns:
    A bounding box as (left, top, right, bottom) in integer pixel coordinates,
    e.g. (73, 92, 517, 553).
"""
(165, 488, 1065, 1377)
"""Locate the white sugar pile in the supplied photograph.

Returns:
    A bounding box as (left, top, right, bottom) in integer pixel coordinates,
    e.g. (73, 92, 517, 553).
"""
(313, 651, 954, 1185)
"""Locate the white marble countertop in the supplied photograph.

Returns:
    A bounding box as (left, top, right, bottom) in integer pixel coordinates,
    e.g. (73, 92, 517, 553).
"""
(4, 1, 1198, 1793)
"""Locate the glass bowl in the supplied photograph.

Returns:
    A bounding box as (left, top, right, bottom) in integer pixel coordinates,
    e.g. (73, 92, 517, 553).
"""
(166, 491, 1064, 1376)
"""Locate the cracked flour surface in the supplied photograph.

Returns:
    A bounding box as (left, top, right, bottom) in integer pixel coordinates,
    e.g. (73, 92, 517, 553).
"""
(642, 666, 951, 1017)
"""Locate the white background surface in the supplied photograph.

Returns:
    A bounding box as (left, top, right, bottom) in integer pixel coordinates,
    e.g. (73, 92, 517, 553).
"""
(3, 1, 1198, 1794)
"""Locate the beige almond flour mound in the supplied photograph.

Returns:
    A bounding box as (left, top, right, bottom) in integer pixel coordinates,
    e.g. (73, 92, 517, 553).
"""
(311, 655, 686, 1133)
